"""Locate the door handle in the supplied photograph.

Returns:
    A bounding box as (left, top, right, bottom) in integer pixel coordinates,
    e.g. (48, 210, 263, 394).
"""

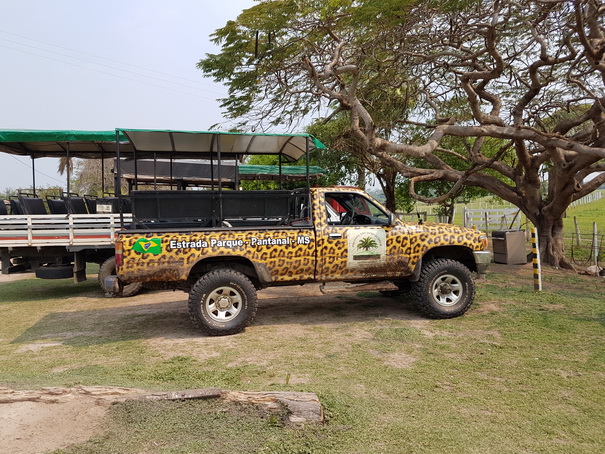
(328, 233, 342, 239)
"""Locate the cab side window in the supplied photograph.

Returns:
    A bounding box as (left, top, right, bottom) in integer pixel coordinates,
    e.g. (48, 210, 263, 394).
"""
(325, 193, 389, 226)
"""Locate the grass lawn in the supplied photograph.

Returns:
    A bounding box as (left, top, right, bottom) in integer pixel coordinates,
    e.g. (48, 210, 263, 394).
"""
(0, 264, 603, 453)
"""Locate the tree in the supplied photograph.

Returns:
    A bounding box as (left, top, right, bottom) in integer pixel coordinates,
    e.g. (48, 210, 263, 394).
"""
(71, 158, 120, 196)
(199, 0, 605, 268)
(57, 157, 73, 178)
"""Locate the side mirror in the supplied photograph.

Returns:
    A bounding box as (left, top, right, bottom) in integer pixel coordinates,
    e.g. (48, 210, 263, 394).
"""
(388, 212, 396, 226)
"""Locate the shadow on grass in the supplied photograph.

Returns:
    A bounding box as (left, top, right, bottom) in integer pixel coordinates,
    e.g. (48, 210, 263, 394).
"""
(11, 300, 194, 346)
(11, 290, 422, 346)
(0, 276, 101, 303)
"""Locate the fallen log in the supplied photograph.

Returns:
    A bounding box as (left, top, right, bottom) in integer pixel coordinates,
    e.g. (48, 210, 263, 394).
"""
(0, 386, 324, 424)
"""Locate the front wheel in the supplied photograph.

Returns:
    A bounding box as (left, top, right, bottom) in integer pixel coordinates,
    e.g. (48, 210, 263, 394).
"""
(411, 259, 475, 318)
(188, 269, 258, 336)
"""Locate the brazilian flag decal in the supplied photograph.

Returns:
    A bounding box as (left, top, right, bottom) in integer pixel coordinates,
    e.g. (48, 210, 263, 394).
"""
(132, 238, 162, 255)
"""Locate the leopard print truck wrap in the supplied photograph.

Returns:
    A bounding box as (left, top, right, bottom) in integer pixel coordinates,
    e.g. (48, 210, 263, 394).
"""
(118, 227, 316, 284)
(116, 187, 487, 285)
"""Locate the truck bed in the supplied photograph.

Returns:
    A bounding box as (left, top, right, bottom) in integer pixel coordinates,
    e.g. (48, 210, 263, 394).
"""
(0, 213, 131, 248)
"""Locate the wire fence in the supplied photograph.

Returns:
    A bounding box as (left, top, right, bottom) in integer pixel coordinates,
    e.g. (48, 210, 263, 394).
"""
(568, 233, 604, 268)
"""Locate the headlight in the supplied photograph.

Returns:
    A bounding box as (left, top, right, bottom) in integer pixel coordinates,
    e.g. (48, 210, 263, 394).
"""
(479, 234, 488, 249)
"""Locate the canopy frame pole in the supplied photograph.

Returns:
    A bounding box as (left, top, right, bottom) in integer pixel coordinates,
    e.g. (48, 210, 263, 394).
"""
(101, 152, 105, 195)
(154, 152, 161, 219)
(210, 138, 215, 192)
(134, 152, 138, 191)
(153, 152, 157, 190)
(66, 143, 71, 210)
(30, 156, 36, 196)
(279, 153, 283, 189)
(306, 137, 310, 190)
(217, 135, 223, 225)
(115, 130, 124, 227)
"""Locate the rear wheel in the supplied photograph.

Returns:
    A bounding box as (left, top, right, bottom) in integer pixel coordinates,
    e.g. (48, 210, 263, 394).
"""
(98, 256, 143, 297)
(411, 259, 475, 318)
(188, 269, 258, 336)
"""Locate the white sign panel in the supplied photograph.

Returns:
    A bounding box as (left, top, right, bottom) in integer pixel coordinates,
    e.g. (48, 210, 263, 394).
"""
(347, 228, 386, 268)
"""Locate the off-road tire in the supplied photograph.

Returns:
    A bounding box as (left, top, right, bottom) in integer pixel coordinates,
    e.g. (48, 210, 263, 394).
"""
(188, 269, 258, 336)
(98, 256, 143, 297)
(411, 259, 475, 318)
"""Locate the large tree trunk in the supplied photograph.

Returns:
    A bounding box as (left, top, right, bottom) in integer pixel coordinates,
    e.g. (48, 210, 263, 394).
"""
(382, 182, 397, 212)
(532, 213, 575, 270)
(355, 167, 366, 190)
(376, 168, 397, 212)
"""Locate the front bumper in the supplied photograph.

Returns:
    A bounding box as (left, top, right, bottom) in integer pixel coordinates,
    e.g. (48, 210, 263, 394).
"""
(473, 250, 492, 276)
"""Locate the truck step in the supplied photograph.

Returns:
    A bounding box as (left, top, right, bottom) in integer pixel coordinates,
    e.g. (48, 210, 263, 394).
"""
(319, 280, 399, 294)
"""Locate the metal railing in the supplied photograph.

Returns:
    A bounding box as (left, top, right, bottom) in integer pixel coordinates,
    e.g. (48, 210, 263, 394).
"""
(0, 213, 131, 247)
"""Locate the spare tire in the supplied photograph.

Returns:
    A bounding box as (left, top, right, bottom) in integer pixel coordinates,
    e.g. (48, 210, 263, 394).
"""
(35, 265, 73, 280)
(98, 256, 143, 297)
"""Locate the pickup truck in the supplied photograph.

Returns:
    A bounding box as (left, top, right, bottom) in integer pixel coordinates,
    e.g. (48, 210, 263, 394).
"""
(109, 186, 490, 335)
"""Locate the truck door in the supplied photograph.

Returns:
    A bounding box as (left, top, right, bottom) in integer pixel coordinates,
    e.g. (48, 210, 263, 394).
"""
(316, 191, 406, 281)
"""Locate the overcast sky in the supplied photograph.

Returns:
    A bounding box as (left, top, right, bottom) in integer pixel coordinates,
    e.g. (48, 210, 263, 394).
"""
(0, 0, 257, 190)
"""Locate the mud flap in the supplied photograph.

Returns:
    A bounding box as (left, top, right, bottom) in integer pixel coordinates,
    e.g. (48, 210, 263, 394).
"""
(73, 251, 87, 283)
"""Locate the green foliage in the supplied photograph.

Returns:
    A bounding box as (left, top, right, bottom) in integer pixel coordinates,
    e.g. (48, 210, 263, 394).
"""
(394, 184, 416, 212)
(242, 114, 365, 191)
(306, 114, 419, 211)
(198, 0, 424, 128)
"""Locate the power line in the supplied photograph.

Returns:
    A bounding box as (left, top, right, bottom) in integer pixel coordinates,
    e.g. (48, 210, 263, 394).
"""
(0, 28, 223, 91)
(0, 36, 225, 96)
(0, 43, 223, 101)
(4, 154, 65, 185)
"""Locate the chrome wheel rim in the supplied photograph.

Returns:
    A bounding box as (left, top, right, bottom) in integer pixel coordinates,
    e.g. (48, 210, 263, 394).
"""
(431, 274, 463, 307)
(205, 286, 243, 322)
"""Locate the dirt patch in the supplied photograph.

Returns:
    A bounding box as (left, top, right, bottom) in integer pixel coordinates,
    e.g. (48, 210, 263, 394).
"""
(15, 342, 63, 353)
(0, 386, 139, 454)
(473, 300, 507, 314)
(0, 271, 33, 283)
(383, 352, 418, 369)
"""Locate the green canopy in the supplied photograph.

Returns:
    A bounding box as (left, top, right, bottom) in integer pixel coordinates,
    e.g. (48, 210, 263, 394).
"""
(0, 129, 326, 161)
(238, 165, 325, 179)
(0, 129, 125, 158)
(0, 129, 123, 142)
